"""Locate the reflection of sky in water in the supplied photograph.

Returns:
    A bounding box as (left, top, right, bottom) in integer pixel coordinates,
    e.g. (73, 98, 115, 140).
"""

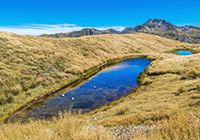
(176, 50, 193, 55)
(26, 59, 151, 118)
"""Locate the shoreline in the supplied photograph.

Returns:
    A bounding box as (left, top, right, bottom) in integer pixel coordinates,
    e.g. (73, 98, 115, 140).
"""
(3, 55, 155, 123)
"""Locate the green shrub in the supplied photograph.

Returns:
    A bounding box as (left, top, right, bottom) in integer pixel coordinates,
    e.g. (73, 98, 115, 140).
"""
(26, 92, 31, 96)
(115, 109, 126, 115)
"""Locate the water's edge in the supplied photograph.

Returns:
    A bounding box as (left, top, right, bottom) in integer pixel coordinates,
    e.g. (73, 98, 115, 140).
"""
(4, 55, 154, 123)
(87, 63, 150, 116)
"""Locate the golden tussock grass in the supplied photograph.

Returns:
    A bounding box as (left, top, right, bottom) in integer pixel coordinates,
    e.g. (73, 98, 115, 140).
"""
(0, 112, 112, 140)
(91, 54, 200, 126)
(1, 31, 193, 119)
(0, 110, 199, 140)
(1, 31, 200, 139)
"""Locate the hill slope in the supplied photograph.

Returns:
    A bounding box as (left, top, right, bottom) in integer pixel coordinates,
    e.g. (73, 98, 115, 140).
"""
(1, 31, 197, 120)
(0, 31, 200, 139)
(40, 19, 200, 44)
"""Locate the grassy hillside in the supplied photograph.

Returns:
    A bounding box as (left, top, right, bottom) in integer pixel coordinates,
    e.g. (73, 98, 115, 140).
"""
(0, 31, 200, 139)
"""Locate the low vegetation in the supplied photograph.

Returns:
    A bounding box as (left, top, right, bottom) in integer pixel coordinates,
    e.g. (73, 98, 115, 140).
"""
(0, 110, 199, 139)
(1, 31, 200, 139)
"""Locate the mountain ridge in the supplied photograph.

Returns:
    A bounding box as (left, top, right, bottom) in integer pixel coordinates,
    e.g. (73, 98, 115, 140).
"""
(40, 19, 200, 44)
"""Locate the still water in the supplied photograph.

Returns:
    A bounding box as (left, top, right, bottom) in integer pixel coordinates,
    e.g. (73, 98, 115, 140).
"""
(15, 58, 151, 120)
(176, 50, 193, 55)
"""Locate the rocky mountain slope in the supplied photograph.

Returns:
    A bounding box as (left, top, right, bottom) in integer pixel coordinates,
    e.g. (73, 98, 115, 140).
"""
(40, 19, 200, 44)
(127, 19, 200, 44)
(40, 28, 120, 38)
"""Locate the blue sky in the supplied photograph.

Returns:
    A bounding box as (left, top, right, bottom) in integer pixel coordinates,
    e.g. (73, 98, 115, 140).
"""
(0, 0, 200, 35)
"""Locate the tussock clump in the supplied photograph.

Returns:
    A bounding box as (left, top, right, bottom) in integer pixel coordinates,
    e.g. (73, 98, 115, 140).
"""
(10, 84, 22, 95)
(197, 84, 200, 91)
(115, 107, 130, 115)
(143, 112, 200, 140)
(178, 86, 186, 94)
(143, 77, 153, 85)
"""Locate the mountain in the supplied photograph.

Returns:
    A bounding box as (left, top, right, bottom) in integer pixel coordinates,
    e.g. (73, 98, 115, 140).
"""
(40, 28, 121, 38)
(40, 19, 200, 44)
(122, 19, 200, 44)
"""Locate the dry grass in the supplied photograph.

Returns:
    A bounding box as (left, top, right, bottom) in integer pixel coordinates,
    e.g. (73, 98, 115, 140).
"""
(1, 31, 200, 139)
(1, 31, 195, 120)
(132, 111, 200, 140)
(89, 54, 200, 127)
(0, 112, 112, 140)
(142, 112, 200, 140)
(0, 110, 199, 140)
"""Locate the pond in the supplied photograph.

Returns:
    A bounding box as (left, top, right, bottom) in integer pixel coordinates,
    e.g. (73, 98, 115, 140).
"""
(13, 58, 151, 121)
(176, 50, 193, 55)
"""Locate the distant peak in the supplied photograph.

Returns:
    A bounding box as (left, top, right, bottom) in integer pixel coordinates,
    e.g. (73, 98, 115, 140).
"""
(39, 19, 200, 44)
(81, 28, 97, 31)
(143, 19, 169, 26)
(146, 19, 167, 22)
(125, 27, 134, 29)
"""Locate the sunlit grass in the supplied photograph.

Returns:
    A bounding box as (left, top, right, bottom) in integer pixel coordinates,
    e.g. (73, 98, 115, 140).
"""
(0, 110, 199, 140)
(1, 31, 200, 139)
(1, 31, 196, 120)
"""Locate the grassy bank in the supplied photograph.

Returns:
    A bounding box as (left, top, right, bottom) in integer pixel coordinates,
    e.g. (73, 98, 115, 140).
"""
(3, 54, 153, 123)
(88, 54, 200, 127)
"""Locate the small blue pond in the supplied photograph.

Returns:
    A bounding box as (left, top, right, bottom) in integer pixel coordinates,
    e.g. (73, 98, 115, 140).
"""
(15, 58, 151, 120)
(176, 50, 193, 55)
